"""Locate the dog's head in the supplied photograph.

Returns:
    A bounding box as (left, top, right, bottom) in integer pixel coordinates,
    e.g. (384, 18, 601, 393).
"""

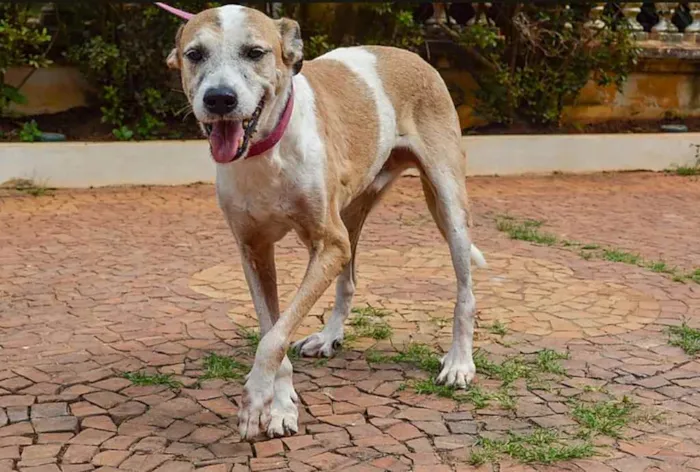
(167, 5, 303, 163)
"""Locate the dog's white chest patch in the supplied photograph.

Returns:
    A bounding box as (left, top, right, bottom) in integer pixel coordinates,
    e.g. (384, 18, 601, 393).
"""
(216, 75, 326, 225)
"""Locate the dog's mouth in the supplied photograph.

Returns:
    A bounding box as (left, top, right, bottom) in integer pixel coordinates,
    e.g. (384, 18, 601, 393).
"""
(203, 99, 264, 164)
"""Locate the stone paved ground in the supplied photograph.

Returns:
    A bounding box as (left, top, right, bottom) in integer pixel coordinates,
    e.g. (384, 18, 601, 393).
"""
(0, 172, 699, 472)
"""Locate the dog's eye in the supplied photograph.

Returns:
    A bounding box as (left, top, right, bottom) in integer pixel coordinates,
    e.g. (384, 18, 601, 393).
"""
(185, 49, 204, 63)
(247, 48, 266, 60)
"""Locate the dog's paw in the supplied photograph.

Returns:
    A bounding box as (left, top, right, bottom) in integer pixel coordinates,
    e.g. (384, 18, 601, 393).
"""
(292, 330, 343, 358)
(267, 375, 299, 438)
(238, 378, 274, 440)
(436, 349, 476, 389)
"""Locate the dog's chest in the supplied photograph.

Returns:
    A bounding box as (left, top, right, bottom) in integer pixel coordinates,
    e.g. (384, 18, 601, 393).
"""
(215, 155, 325, 226)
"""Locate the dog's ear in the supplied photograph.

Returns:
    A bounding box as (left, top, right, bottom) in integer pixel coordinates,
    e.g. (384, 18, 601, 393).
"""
(275, 18, 303, 75)
(167, 25, 185, 70)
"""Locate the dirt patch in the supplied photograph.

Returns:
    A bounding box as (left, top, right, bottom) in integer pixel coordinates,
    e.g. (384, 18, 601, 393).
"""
(1, 106, 698, 142)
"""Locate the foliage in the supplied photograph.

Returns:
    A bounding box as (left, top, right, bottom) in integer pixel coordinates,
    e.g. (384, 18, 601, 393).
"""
(448, 4, 639, 126)
(19, 120, 42, 142)
(0, 5, 53, 113)
(58, 3, 213, 139)
(282, 2, 423, 59)
(469, 428, 594, 465)
(201, 352, 248, 381)
(571, 397, 637, 438)
(123, 371, 182, 389)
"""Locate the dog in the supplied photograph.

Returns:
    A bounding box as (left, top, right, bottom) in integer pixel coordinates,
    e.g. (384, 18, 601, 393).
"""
(166, 4, 486, 440)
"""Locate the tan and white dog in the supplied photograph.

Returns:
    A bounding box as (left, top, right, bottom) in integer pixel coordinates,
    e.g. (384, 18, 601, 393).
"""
(167, 5, 486, 440)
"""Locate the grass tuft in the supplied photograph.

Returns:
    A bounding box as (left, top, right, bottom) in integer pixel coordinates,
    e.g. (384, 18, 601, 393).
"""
(667, 323, 700, 356)
(391, 343, 442, 373)
(602, 249, 641, 265)
(535, 349, 570, 375)
(571, 397, 637, 439)
(487, 320, 508, 336)
(349, 305, 393, 340)
(123, 371, 182, 389)
(201, 353, 248, 381)
(469, 429, 594, 465)
(667, 165, 700, 176)
(496, 217, 557, 246)
(241, 328, 261, 352)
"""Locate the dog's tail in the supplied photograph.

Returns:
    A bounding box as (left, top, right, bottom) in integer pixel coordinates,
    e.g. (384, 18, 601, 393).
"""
(470, 244, 487, 269)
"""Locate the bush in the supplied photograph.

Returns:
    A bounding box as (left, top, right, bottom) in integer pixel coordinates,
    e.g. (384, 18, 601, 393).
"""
(58, 2, 219, 140)
(0, 4, 53, 114)
(446, 4, 639, 126)
(2, 2, 638, 138)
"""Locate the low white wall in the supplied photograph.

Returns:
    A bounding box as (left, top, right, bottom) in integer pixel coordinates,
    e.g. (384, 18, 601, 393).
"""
(1, 134, 698, 188)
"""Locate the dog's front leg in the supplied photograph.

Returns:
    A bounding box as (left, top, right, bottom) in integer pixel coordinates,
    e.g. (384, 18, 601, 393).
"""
(239, 231, 350, 440)
(238, 241, 299, 437)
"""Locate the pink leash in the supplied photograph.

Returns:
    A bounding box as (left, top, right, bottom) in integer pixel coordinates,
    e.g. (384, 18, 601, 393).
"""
(154, 2, 194, 20)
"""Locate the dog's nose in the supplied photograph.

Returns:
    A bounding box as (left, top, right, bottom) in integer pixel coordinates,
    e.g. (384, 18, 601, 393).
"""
(203, 87, 238, 115)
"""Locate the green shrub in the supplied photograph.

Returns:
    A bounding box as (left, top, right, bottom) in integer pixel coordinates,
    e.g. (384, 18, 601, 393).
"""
(447, 4, 639, 126)
(0, 5, 53, 114)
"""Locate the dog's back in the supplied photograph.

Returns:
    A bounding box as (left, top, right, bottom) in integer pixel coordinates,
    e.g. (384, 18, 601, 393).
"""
(300, 46, 465, 198)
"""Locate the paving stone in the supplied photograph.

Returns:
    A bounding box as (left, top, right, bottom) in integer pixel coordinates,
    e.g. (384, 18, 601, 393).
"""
(386, 422, 424, 441)
(80, 416, 116, 432)
(208, 442, 252, 458)
(117, 453, 172, 472)
(69, 429, 114, 446)
(153, 461, 195, 472)
(182, 427, 227, 445)
(7, 406, 29, 423)
(91, 450, 131, 467)
(62, 445, 98, 464)
(99, 435, 138, 450)
(31, 403, 69, 419)
(107, 402, 146, 424)
(132, 436, 167, 453)
(82, 392, 126, 410)
(254, 439, 284, 458)
(21, 445, 61, 461)
(0, 395, 34, 408)
(20, 465, 61, 472)
(0, 446, 19, 460)
(33, 416, 79, 434)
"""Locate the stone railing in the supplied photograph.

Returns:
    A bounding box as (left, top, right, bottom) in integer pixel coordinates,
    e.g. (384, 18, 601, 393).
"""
(421, 2, 700, 40)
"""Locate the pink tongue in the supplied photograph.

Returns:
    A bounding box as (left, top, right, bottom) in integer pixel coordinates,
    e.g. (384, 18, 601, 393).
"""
(209, 121, 244, 163)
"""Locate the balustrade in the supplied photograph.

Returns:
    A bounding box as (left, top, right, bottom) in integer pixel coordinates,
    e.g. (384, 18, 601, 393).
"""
(422, 2, 700, 41)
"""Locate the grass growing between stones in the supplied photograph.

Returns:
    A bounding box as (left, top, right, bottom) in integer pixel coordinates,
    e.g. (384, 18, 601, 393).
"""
(487, 320, 508, 336)
(468, 429, 595, 466)
(123, 371, 182, 389)
(571, 396, 637, 439)
(496, 217, 557, 246)
(201, 353, 248, 381)
(368, 344, 569, 410)
(667, 322, 700, 356)
(349, 305, 393, 341)
(496, 215, 700, 284)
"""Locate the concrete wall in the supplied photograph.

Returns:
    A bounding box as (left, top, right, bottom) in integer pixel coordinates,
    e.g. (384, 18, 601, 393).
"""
(1, 134, 697, 188)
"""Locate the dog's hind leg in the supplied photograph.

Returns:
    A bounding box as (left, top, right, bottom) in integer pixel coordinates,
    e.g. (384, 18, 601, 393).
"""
(418, 146, 481, 389)
(292, 167, 401, 357)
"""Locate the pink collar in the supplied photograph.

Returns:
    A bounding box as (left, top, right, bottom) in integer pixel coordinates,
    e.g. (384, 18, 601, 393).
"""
(246, 86, 294, 159)
(154, 2, 294, 159)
